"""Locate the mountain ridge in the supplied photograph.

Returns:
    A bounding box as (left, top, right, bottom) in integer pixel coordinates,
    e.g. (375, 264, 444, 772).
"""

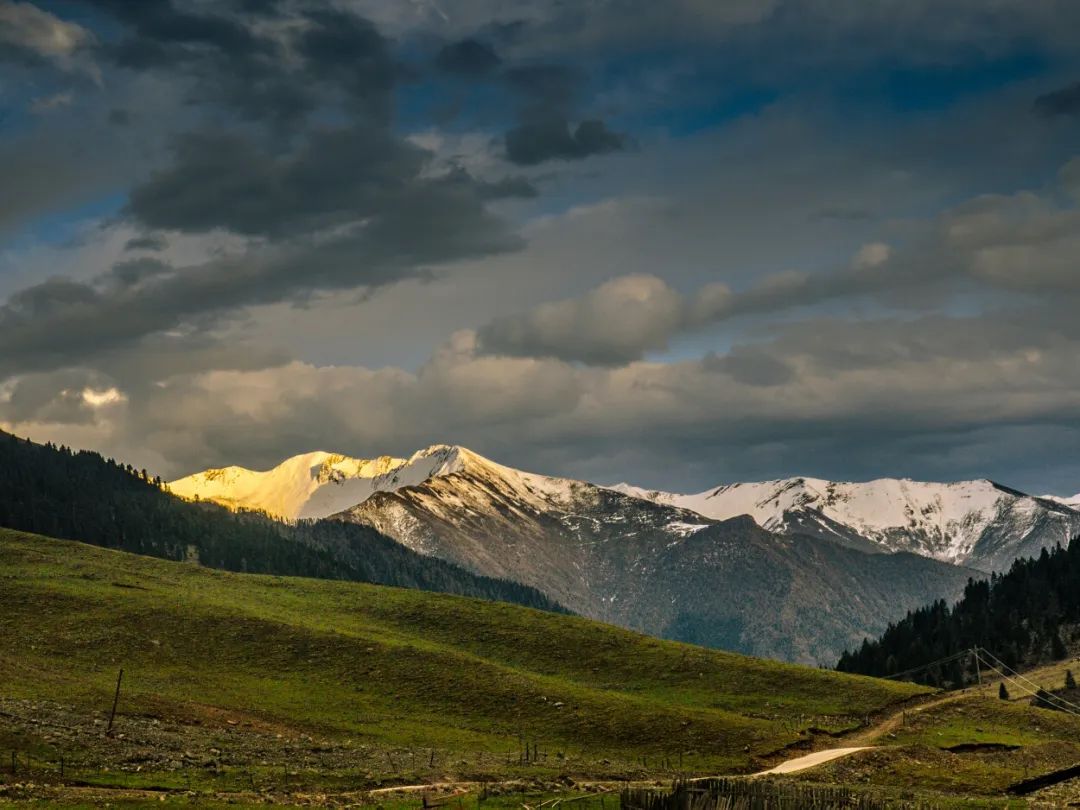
(608, 475, 1080, 572)
(167, 444, 1076, 663)
(329, 452, 977, 664)
(173, 445, 1080, 576)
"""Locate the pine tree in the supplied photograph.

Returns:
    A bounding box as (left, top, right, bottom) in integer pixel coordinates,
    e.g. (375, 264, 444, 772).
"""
(998, 682, 1009, 701)
(1052, 631, 1067, 660)
(836, 535, 1080, 686)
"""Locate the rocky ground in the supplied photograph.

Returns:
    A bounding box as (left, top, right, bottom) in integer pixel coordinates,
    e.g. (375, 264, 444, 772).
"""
(0, 698, 645, 806)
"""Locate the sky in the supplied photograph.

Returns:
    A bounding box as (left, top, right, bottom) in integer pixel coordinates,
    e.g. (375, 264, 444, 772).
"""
(3, 0, 1080, 494)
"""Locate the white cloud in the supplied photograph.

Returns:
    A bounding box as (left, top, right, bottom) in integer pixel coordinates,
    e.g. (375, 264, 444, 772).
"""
(0, 0, 98, 78)
(852, 242, 891, 269)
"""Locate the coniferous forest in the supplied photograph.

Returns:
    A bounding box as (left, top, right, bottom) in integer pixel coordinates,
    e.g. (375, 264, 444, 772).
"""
(0, 430, 564, 613)
(837, 540, 1080, 687)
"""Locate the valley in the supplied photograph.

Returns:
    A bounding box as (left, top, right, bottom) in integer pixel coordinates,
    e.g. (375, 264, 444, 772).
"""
(0, 528, 926, 805)
(3, 529, 1080, 807)
(3, 434, 1080, 806)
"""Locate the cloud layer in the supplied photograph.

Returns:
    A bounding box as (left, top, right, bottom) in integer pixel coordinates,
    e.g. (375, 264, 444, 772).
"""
(3, 0, 1080, 495)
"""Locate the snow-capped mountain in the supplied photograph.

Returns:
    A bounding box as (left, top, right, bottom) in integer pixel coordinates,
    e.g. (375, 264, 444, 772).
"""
(608, 477, 1080, 572)
(169, 445, 473, 520)
(1044, 493, 1080, 509)
(332, 446, 974, 664)
(172, 445, 1053, 663)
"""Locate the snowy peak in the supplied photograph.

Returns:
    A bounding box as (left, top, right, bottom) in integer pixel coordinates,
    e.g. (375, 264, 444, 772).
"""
(167, 443, 566, 521)
(1043, 492, 1080, 508)
(168, 445, 485, 521)
(609, 476, 1080, 571)
(169, 450, 405, 520)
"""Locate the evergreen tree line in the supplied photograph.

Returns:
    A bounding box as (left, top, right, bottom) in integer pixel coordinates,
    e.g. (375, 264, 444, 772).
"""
(0, 431, 565, 613)
(837, 539, 1080, 687)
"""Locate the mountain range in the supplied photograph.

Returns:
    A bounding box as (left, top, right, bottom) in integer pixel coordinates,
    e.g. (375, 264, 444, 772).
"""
(167, 444, 1080, 664)
(610, 477, 1080, 573)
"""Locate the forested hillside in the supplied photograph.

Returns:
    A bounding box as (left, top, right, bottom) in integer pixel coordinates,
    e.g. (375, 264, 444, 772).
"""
(837, 540, 1080, 686)
(0, 431, 563, 612)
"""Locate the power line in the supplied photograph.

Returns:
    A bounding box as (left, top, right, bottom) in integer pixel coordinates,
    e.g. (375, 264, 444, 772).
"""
(880, 649, 972, 681)
(974, 649, 1080, 717)
(981, 665, 1080, 717)
(867, 643, 1080, 716)
(976, 648, 1080, 715)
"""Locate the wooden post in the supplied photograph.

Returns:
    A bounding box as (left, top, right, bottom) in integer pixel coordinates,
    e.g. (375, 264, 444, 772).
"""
(107, 668, 124, 735)
(973, 649, 983, 685)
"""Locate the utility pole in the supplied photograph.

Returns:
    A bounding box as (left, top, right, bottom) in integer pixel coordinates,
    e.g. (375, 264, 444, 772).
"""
(107, 668, 123, 735)
(973, 649, 982, 686)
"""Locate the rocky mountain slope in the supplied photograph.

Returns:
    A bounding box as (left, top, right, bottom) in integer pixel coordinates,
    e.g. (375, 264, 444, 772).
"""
(333, 446, 975, 664)
(610, 477, 1080, 573)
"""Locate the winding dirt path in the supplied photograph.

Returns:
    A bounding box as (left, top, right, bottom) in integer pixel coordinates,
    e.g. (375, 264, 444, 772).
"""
(744, 689, 973, 778)
(753, 747, 874, 775)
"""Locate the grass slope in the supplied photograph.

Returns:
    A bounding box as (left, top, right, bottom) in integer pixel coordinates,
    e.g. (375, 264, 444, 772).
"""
(788, 660, 1080, 804)
(0, 528, 926, 798)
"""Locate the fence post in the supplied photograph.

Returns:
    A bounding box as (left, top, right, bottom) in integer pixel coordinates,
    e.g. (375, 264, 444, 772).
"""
(107, 668, 124, 735)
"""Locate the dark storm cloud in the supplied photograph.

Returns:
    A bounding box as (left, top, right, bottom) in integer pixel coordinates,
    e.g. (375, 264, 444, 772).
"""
(0, 0, 534, 379)
(82, 0, 261, 52)
(123, 234, 167, 252)
(126, 126, 426, 236)
(1035, 82, 1080, 117)
(0, 183, 520, 376)
(500, 64, 625, 164)
(437, 39, 502, 76)
(292, 8, 402, 122)
(702, 349, 795, 387)
(505, 117, 625, 165)
(107, 257, 172, 286)
(90, 0, 399, 127)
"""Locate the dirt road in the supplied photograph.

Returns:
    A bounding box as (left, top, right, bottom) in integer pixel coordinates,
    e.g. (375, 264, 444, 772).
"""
(753, 747, 874, 775)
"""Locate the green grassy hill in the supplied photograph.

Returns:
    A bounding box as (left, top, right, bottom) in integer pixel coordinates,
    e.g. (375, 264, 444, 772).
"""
(0, 528, 927, 802)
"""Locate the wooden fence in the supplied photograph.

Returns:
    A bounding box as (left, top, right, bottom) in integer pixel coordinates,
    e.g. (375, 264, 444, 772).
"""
(621, 778, 939, 810)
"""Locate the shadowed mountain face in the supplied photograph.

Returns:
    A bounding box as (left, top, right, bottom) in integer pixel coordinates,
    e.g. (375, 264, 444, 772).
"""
(335, 449, 976, 665)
